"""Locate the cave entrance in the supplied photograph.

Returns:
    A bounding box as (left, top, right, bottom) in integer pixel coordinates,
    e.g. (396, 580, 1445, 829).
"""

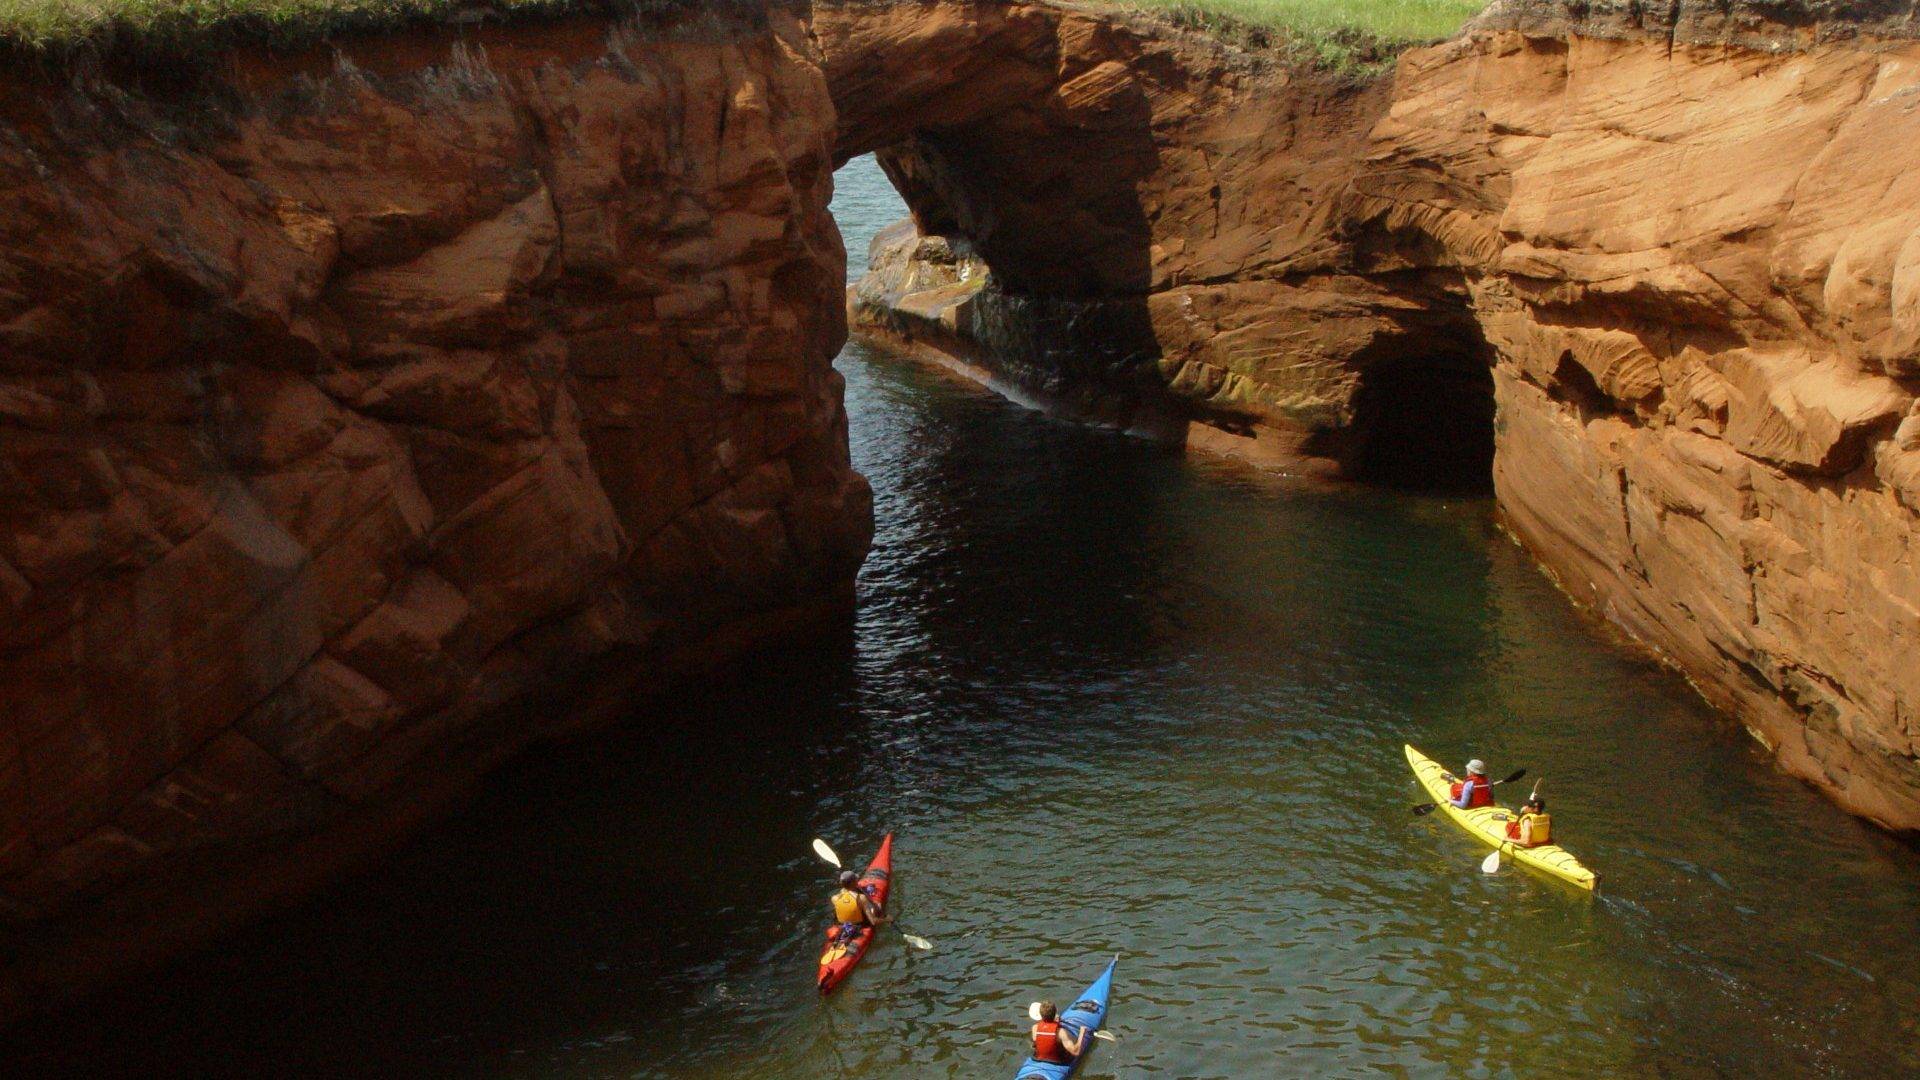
(1348, 351, 1496, 493)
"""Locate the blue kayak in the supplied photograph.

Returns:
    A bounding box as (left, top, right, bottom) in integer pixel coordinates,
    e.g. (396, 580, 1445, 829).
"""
(1013, 956, 1118, 1080)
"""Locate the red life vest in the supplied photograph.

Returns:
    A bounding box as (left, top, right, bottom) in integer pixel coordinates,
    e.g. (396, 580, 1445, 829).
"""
(1032, 1020, 1075, 1064)
(1451, 774, 1495, 808)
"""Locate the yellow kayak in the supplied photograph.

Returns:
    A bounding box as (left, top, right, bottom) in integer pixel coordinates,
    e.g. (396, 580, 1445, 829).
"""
(1405, 744, 1597, 891)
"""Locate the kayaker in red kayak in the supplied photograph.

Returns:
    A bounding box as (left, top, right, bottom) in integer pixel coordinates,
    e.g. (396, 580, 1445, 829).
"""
(1030, 1001, 1089, 1065)
(1449, 759, 1496, 809)
(828, 869, 888, 944)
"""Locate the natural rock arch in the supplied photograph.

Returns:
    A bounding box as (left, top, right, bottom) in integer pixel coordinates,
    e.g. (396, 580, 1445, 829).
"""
(816, 0, 1920, 847)
(816, 0, 1501, 481)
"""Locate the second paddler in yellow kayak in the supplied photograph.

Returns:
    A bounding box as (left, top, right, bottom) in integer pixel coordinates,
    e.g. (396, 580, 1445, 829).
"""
(1501, 789, 1552, 848)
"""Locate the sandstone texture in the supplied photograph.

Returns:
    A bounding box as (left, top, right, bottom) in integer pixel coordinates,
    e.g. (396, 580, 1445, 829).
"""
(3, 0, 1920, 1025)
(0, 8, 869, 1017)
(840, 1, 1920, 831)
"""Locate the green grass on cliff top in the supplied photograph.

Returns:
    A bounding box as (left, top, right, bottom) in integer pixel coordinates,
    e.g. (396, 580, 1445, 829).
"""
(1116, 0, 1486, 68)
(0, 0, 536, 50)
(1128, 0, 1485, 42)
(0, 0, 1484, 63)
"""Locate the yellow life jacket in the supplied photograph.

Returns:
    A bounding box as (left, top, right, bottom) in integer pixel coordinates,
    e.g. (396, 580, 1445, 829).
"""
(1520, 811, 1552, 846)
(831, 887, 867, 924)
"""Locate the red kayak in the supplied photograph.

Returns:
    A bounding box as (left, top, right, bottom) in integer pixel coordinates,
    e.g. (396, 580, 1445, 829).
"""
(817, 833, 894, 995)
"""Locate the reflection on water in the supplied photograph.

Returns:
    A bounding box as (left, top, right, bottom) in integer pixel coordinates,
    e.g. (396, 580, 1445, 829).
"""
(7, 158, 1919, 1079)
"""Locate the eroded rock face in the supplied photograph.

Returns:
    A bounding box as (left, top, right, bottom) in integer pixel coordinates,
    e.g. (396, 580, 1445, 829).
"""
(829, 0, 1500, 474)
(839, 2, 1920, 831)
(0, 9, 869, 1015)
(1390, 27, 1920, 832)
(3, 0, 1918, 1025)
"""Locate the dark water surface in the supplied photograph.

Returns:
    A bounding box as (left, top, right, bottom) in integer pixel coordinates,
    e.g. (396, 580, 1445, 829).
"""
(11, 159, 1920, 1078)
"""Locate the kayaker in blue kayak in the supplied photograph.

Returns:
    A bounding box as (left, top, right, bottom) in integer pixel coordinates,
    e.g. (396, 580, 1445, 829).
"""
(828, 870, 887, 943)
(1029, 1001, 1089, 1065)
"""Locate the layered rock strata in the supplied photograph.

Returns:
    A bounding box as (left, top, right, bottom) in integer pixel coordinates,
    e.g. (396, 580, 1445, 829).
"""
(840, 0, 1920, 831)
(2, 0, 1918, 1025)
(0, 7, 870, 1017)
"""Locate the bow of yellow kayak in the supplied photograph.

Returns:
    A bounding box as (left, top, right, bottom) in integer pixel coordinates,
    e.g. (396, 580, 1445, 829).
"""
(1405, 744, 1598, 891)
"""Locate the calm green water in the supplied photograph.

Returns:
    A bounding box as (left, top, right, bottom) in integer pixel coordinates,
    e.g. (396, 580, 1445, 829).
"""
(11, 159, 1920, 1079)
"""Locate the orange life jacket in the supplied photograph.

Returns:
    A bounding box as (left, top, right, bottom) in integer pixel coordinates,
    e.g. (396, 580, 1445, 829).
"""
(1032, 1020, 1075, 1064)
(1505, 811, 1551, 846)
(831, 885, 872, 925)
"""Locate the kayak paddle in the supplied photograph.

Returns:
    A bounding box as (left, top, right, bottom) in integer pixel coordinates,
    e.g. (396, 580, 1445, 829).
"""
(1412, 768, 1526, 816)
(810, 838, 933, 951)
(1027, 1002, 1118, 1042)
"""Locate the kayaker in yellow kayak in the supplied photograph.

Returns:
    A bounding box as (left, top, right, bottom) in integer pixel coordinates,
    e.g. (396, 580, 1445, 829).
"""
(828, 869, 888, 943)
(1504, 794, 1552, 847)
(1448, 759, 1496, 809)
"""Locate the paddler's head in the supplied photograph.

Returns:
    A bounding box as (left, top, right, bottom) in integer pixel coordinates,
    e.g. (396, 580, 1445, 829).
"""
(1036, 1001, 1058, 1022)
(1466, 759, 1487, 777)
(837, 870, 858, 888)
(1525, 796, 1546, 812)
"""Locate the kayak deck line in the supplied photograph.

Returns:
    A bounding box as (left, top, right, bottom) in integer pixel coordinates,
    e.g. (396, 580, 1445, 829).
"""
(1405, 744, 1598, 891)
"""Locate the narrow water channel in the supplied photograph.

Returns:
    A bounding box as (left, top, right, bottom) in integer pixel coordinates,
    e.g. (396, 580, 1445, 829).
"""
(9, 158, 1918, 1079)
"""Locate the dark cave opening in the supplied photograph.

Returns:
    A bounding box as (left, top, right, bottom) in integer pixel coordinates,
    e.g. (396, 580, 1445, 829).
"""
(1349, 353, 1496, 493)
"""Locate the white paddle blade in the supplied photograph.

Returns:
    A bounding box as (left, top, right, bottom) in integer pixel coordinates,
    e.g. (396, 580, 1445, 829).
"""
(1481, 849, 1502, 874)
(1028, 1001, 1044, 1022)
(902, 933, 934, 951)
(812, 838, 842, 868)
(1093, 1030, 1117, 1042)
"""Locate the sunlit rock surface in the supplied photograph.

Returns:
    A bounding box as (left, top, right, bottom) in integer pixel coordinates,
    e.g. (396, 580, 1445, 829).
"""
(1, 0, 1917, 1025)
(843, 0, 1920, 833)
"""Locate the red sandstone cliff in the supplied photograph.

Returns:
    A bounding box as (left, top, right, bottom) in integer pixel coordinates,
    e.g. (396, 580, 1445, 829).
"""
(840, 1, 1920, 833)
(0, 7, 870, 1017)
(2, 0, 1918, 1026)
